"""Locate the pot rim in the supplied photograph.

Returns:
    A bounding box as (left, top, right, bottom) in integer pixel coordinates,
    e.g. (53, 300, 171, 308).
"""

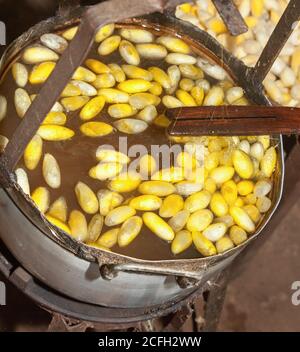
(0, 8, 285, 279)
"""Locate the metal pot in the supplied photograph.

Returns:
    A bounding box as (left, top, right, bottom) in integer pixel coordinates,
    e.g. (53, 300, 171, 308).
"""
(0, 5, 284, 308)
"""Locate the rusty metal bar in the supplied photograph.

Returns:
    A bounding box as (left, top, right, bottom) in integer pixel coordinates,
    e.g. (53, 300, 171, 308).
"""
(202, 268, 231, 332)
(212, 0, 248, 36)
(0, 0, 189, 175)
(252, 0, 300, 84)
(0, 15, 94, 173)
(48, 313, 94, 332)
(163, 305, 194, 332)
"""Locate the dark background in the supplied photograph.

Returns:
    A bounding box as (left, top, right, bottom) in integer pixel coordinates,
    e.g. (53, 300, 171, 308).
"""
(0, 0, 299, 332)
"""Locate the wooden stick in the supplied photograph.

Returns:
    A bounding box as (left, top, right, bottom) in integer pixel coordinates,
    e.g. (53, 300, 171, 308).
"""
(166, 106, 300, 136)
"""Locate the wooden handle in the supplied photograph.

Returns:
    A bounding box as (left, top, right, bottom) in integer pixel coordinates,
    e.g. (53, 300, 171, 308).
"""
(166, 106, 300, 136)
